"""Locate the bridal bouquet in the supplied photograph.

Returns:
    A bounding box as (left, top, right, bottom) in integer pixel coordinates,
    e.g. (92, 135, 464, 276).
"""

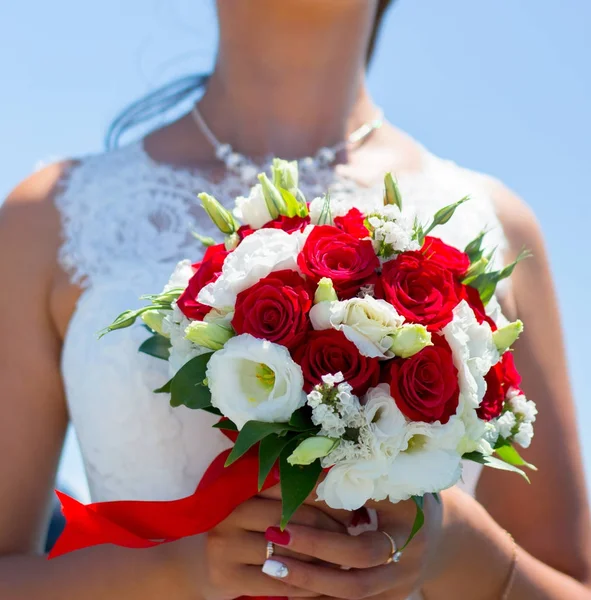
(50, 160, 536, 557)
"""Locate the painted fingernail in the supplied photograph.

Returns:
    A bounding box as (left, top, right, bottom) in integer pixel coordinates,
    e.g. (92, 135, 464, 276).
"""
(265, 526, 291, 545)
(262, 559, 289, 578)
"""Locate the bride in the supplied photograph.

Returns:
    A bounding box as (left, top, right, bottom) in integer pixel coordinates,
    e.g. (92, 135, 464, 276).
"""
(1, 1, 589, 598)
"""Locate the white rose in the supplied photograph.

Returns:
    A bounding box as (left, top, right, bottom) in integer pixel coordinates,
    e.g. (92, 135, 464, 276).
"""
(316, 457, 389, 510)
(495, 411, 517, 439)
(233, 183, 274, 229)
(197, 229, 301, 310)
(206, 334, 306, 429)
(310, 296, 405, 359)
(443, 300, 500, 410)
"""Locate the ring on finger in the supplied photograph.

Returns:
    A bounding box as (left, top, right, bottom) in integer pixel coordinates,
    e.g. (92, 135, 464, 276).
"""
(266, 541, 275, 560)
(380, 530, 403, 564)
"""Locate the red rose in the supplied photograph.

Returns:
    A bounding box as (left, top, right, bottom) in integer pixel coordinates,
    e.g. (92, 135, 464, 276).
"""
(239, 215, 310, 239)
(380, 252, 460, 331)
(232, 270, 313, 350)
(422, 236, 470, 277)
(477, 362, 505, 421)
(177, 244, 229, 320)
(297, 225, 379, 299)
(388, 335, 460, 424)
(477, 352, 522, 421)
(334, 208, 369, 239)
(293, 329, 380, 396)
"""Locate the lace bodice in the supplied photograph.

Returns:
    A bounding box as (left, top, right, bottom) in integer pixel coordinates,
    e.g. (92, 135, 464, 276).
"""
(57, 141, 506, 505)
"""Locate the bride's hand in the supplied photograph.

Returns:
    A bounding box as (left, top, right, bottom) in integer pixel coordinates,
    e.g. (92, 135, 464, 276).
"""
(257, 492, 444, 600)
(168, 495, 347, 600)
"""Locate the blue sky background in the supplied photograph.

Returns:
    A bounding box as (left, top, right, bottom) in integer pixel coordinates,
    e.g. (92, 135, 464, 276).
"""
(1, 0, 589, 498)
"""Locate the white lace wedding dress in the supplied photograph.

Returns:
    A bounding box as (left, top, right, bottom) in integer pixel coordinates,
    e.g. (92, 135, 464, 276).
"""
(55, 140, 508, 598)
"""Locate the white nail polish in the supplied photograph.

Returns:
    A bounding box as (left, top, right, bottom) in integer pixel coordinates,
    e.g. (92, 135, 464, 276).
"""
(262, 559, 289, 578)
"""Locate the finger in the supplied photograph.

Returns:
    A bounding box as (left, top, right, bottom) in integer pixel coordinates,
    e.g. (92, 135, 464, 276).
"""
(208, 530, 329, 566)
(261, 557, 413, 599)
(233, 565, 321, 598)
(228, 498, 346, 534)
(265, 525, 393, 569)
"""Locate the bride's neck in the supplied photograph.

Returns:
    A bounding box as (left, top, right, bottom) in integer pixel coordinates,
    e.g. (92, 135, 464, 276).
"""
(197, 0, 380, 159)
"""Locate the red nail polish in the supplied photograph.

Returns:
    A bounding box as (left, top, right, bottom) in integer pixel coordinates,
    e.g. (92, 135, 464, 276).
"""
(265, 526, 291, 545)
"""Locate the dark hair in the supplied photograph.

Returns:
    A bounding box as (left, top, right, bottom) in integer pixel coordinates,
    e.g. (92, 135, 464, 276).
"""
(106, 0, 395, 149)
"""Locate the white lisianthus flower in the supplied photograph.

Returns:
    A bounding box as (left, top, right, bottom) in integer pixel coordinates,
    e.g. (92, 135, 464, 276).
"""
(197, 229, 301, 310)
(206, 334, 306, 429)
(378, 448, 463, 503)
(316, 457, 389, 510)
(310, 296, 405, 359)
(164, 259, 194, 292)
(443, 301, 500, 410)
(363, 384, 409, 450)
(233, 183, 274, 229)
(377, 415, 465, 502)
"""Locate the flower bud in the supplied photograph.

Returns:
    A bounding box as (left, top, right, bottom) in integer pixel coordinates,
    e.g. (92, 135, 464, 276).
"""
(185, 321, 234, 351)
(383, 173, 402, 209)
(493, 320, 523, 353)
(271, 158, 299, 190)
(141, 310, 168, 337)
(390, 324, 432, 358)
(287, 436, 339, 466)
(258, 173, 287, 218)
(314, 278, 338, 304)
(199, 192, 238, 234)
(224, 232, 240, 251)
(462, 256, 489, 283)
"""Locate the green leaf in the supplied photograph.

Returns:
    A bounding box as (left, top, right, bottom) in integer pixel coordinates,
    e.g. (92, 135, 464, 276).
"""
(464, 230, 488, 262)
(139, 333, 171, 361)
(154, 379, 172, 394)
(463, 451, 530, 483)
(398, 496, 425, 551)
(202, 405, 223, 416)
(495, 444, 537, 471)
(225, 421, 292, 467)
(469, 272, 498, 305)
(288, 408, 315, 432)
(169, 353, 213, 410)
(279, 441, 323, 529)
(212, 419, 238, 432)
(258, 434, 296, 491)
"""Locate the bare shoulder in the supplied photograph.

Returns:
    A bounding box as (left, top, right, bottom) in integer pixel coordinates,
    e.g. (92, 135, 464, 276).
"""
(475, 173, 545, 257)
(1, 161, 77, 264)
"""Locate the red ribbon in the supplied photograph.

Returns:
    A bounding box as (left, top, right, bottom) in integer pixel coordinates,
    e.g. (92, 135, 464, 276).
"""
(49, 447, 279, 559)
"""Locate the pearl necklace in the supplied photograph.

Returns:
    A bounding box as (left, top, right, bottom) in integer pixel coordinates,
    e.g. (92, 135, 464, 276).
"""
(190, 104, 384, 183)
